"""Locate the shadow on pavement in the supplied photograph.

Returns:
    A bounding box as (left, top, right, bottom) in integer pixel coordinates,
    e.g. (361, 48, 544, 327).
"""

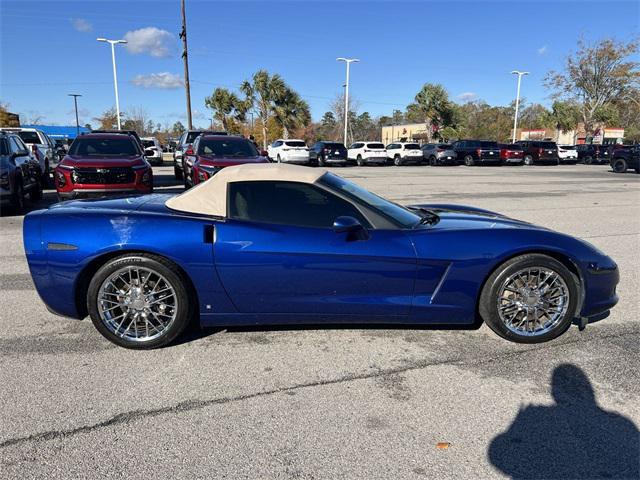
(488, 363, 639, 479)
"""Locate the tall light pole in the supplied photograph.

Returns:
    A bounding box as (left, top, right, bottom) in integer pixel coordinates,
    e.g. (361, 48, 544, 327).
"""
(337, 57, 359, 145)
(68, 94, 82, 137)
(179, 0, 193, 130)
(97, 38, 127, 129)
(510, 70, 529, 143)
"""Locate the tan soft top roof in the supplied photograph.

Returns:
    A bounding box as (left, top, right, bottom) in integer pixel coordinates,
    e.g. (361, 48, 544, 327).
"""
(165, 163, 327, 217)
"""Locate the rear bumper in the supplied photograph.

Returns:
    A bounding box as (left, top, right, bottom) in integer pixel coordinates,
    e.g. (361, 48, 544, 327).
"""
(503, 157, 524, 164)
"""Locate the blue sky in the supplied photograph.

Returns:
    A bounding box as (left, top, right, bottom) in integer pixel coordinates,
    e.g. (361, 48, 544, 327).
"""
(1, 0, 638, 128)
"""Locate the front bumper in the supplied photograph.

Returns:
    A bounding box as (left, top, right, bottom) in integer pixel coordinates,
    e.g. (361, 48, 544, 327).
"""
(58, 186, 152, 199)
(581, 260, 619, 318)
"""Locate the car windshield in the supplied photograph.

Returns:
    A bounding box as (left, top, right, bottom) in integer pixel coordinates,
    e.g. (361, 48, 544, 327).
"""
(285, 141, 306, 147)
(367, 143, 385, 149)
(17, 131, 40, 144)
(404, 143, 420, 149)
(199, 138, 258, 157)
(69, 137, 139, 156)
(186, 132, 203, 143)
(319, 172, 422, 229)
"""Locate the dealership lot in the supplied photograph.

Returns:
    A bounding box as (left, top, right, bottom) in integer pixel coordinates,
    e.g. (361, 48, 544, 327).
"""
(1, 163, 639, 478)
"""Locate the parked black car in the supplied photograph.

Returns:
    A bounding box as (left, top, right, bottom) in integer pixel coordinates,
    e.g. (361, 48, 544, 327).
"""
(575, 144, 611, 164)
(0, 132, 43, 213)
(309, 141, 348, 166)
(451, 140, 501, 166)
(610, 145, 640, 173)
(515, 140, 559, 165)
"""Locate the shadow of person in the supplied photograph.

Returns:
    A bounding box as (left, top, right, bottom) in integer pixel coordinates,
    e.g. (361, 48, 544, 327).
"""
(488, 364, 639, 479)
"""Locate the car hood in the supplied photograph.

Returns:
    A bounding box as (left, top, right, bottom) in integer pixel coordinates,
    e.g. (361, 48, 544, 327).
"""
(409, 203, 541, 231)
(198, 155, 268, 167)
(60, 155, 147, 168)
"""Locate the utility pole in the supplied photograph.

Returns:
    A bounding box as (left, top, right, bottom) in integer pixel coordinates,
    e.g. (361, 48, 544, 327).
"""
(68, 94, 82, 136)
(97, 38, 127, 129)
(180, 0, 193, 130)
(336, 57, 359, 146)
(510, 70, 529, 143)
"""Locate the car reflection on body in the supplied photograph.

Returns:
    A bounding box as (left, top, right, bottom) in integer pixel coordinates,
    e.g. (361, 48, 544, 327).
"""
(24, 163, 618, 349)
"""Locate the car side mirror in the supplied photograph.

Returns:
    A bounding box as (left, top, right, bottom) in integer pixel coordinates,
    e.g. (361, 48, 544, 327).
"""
(333, 216, 369, 240)
(144, 149, 155, 157)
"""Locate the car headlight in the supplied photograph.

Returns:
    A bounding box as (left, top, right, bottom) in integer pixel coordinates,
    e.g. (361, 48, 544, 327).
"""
(141, 168, 152, 185)
(56, 169, 67, 187)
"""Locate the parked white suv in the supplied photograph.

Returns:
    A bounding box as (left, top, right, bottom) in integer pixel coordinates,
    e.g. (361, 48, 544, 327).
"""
(267, 139, 310, 164)
(141, 137, 163, 165)
(0, 127, 56, 183)
(386, 142, 424, 166)
(558, 145, 578, 163)
(348, 141, 387, 166)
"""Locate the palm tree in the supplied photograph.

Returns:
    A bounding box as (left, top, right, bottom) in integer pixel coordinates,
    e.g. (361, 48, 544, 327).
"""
(273, 87, 311, 139)
(240, 70, 286, 149)
(204, 88, 246, 132)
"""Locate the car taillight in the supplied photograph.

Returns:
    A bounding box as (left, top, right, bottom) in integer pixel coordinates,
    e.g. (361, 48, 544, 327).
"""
(185, 145, 194, 155)
(476, 148, 482, 156)
(538, 148, 544, 154)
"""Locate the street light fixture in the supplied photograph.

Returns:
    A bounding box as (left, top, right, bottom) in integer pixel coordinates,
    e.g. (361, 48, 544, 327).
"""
(511, 70, 529, 143)
(97, 37, 127, 129)
(337, 57, 359, 145)
(68, 94, 82, 137)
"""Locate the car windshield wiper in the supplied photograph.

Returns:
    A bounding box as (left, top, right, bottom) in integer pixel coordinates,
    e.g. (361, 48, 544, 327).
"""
(409, 207, 440, 226)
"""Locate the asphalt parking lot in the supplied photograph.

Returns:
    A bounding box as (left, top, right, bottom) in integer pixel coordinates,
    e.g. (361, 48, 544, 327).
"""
(1, 161, 639, 479)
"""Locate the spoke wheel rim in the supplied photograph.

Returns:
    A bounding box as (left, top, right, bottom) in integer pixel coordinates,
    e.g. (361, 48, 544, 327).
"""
(97, 266, 178, 342)
(497, 267, 570, 337)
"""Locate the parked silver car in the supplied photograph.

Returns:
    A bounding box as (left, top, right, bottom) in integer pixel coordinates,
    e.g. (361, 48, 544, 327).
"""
(421, 143, 460, 166)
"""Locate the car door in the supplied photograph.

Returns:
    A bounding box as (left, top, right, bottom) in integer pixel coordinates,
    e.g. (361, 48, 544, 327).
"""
(8, 136, 35, 189)
(213, 180, 417, 319)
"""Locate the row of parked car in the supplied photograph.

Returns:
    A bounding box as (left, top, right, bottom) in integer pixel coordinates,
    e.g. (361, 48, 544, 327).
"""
(2, 127, 638, 213)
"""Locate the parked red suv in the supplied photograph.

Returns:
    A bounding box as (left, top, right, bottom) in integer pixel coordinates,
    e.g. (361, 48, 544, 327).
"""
(186, 135, 269, 187)
(498, 143, 524, 165)
(55, 133, 153, 199)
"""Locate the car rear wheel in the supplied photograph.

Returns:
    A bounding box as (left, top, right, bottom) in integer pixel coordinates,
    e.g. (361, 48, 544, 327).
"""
(464, 155, 475, 166)
(612, 158, 627, 173)
(356, 155, 364, 167)
(429, 156, 437, 166)
(393, 155, 402, 166)
(584, 156, 593, 165)
(87, 254, 193, 349)
(479, 254, 578, 344)
(524, 155, 534, 166)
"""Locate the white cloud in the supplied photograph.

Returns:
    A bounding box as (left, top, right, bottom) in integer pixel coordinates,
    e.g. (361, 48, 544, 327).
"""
(537, 45, 548, 55)
(457, 92, 477, 102)
(123, 27, 177, 58)
(131, 72, 183, 89)
(71, 18, 92, 33)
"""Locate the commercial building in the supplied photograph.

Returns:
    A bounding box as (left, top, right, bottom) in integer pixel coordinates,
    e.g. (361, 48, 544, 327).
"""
(21, 125, 90, 141)
(515, 125, 625, 145)
(380, 123, 433, 144)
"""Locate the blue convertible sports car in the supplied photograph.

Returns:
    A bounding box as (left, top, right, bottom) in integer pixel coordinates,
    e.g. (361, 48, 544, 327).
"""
(23, 163, 619, 349)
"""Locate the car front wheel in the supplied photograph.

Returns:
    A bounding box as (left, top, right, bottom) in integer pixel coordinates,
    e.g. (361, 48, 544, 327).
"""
(87, 254, 193, 349)
(464, 155, 475, 166)
(356, 155, 364, 167)
(479, 254, 578, 343)
(524, 155, 534, 166)
(393, 155, 402, 166)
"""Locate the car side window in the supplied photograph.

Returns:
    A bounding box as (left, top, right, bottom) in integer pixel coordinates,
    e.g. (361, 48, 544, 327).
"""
(8, 137, 23, 153)
(228, 181, 370, 229)
(0, 138, 8, 155)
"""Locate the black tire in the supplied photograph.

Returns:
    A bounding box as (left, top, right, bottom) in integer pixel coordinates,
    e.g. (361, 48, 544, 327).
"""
(87, 253, 193, 349)
(317, 155, 325, 167)
(11, 178, 25, 213)
(464, 155, 475, 166)
(479, 254, 579, 344)
(612, 158, 627, 174)
(356, 155, 364, 167)
(41, 160, 50, 189)
(393, 155, 402, 166)
(277, 154, 282, 164)
(429, 156, 437, 166)
(174, 165, 183, 180)
(29, 179, 43, 202)
(584, 156, 593, 165)
(524, 155, 534, 166)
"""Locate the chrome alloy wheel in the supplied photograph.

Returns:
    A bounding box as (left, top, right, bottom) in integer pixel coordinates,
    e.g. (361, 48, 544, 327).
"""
(97, 266, 178, 342)
(496, 267, 570, 337)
